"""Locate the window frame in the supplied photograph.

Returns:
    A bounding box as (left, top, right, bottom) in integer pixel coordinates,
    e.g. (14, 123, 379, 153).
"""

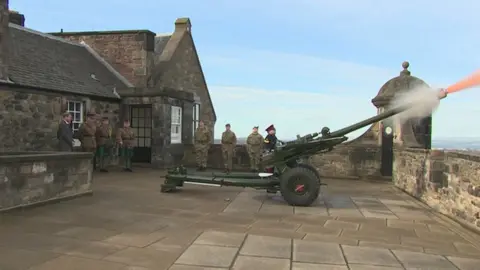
(67, 100, 85, 132)
(171, 106, 182, 144)
(192, 103, 201, 139)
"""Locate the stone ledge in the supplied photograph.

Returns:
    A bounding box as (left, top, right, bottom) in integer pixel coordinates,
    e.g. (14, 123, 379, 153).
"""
(445, 151, 480, 162)
(0, 190, 93, 213)
(0, 151, 93, 163)
(0, 151, 94, 211)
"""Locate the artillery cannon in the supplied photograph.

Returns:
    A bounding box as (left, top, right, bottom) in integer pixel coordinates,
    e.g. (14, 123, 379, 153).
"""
(161, 90, 447, 207)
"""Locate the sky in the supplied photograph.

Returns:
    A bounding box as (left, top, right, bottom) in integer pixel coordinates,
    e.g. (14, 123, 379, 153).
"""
(11, 0, 480, 140)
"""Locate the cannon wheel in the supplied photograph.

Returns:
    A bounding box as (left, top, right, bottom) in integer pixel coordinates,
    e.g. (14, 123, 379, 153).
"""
(295, 163, 320, 181)
(280, 167, 320, 207)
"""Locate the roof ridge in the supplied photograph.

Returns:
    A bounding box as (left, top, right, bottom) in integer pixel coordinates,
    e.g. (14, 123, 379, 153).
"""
(80, 41, 134, 88)
(8, 23, 84, 47)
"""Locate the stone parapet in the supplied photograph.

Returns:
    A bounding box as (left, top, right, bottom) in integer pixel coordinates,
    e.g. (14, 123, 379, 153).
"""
(179, 142, 382, 178)
(0, 151, 93, 212)
(394, 148, 480, 232)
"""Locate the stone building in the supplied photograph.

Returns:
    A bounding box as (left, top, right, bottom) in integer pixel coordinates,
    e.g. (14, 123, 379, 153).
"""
(0, 0, 215, 167)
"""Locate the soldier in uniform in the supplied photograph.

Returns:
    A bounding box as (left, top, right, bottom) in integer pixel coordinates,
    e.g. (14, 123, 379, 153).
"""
(264, 124, 277, 152)
(221, 123, 237, 173)
(78, 112, 97, 168)
(246, 126, 264, 172)
(116, 119, 135, 172)
(194, 120, 211, 171)
(95, 117, 112, 172)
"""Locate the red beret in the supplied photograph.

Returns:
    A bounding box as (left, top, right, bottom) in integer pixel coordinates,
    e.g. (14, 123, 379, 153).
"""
(266, 124, 275, 132)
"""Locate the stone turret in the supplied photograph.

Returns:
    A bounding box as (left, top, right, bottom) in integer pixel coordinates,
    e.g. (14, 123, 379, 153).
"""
(371, 61, 432, 149)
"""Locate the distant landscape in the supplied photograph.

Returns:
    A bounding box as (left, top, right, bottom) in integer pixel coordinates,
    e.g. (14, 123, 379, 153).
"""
(214, 137, 480, 150)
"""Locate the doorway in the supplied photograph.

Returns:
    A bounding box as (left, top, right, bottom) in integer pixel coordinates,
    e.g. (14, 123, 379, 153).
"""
(381, 124, 394, 177)
(130, 105, 152, 163)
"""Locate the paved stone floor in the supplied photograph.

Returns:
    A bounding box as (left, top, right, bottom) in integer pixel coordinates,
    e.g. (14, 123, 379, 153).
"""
(1, 168, 480, 270)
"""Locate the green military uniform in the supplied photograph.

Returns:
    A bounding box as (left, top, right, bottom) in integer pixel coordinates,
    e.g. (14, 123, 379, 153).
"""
(246, 127, 264, 172)
(78, 114, 97, 168)
(221, 125, 237, 173)
(116, 124, 135, 172)
(194, 125, 211, 171)
(95, 118, 112, 172)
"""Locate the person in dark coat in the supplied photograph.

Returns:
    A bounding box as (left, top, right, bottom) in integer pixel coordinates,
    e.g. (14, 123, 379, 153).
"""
(264, 124, 277, 151)
(57, 112, 74, 152)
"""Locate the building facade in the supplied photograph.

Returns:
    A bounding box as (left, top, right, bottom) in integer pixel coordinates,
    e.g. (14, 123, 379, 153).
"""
(0, 0, 216, 168)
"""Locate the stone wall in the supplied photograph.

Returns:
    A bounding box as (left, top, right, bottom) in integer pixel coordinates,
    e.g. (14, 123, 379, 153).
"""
(120, 88, 194, 168)
(309, 143, 381, 179)
(394, 148, 480, 232)
(179, 140, 382, 178)
(0, 87, 62, 151)
(0, 85, 120, 152)
(155, 25, 216, 136)
(0, 152, 93, 211)
(51, 30, 155, 87)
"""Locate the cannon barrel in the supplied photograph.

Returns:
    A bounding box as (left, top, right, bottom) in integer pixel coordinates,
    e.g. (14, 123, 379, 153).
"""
(325, 103, 411, 138)
(326, 90, 447, 138)
(286, 89, 447, 144)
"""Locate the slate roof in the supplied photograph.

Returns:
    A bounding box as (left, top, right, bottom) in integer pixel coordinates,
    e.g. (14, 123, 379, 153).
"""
(154, 34, 171, 55)
(7, 23, 130, 99)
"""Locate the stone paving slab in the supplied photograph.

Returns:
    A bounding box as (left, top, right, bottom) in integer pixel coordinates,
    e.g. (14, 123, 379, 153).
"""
(175, 245, 238, 268)
(341, 246, 402, 267)
(239, 235, 291, 258)
(1, 170, 480, 270)
(293, 240, 345, 265)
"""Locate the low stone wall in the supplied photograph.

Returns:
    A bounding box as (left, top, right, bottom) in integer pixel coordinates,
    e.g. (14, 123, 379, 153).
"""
(179, 142, 382, 178)
(309, 143, 381, 179)
(394, 148, 480, 232)
(0, 151, 94, 212)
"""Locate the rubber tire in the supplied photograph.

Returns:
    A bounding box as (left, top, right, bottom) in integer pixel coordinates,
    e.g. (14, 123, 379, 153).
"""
(280, 167, 321, 207)
(296, 163, 321, 181)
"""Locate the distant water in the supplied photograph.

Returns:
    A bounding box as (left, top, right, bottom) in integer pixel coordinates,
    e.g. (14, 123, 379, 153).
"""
(214, 138, 480, 150)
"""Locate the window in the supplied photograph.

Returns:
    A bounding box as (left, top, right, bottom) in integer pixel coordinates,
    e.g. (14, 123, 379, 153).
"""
(192, 103, 200, 138)
(67, 101, 84, 132)
(171, 106, 182, 143)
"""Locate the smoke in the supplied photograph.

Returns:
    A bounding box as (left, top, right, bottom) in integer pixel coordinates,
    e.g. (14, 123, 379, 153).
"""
(391, 86, 441, 125)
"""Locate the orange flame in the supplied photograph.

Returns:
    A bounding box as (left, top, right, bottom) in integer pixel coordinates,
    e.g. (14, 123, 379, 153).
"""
(446, 70, 480, 94)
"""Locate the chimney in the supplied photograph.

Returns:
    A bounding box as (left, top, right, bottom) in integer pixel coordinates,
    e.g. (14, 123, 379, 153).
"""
(0, 0, 10, 81)
(174, 17, 191, 33)
(9, 10, 24, 26)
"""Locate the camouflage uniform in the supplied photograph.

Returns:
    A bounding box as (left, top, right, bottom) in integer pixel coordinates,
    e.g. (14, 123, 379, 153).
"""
(116, 126, 135, 171)
(194, 126, 211, 170)
(95, 120, 112, 172)
(221, 129, 237, 172)
(246, 131, 264, 171)
(78, 117, 97, 169)
(79, 122, 97, 152)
